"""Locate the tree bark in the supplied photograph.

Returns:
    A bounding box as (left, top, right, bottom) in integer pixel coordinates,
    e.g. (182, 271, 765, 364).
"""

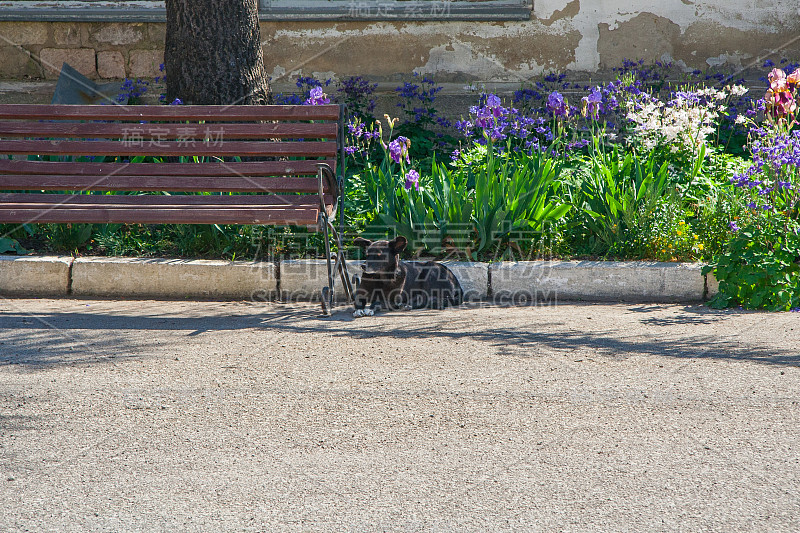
(164, 0, 270, 105)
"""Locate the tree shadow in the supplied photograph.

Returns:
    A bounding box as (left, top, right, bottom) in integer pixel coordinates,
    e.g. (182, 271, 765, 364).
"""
(0, 302, 796, 368)
(627, 303, 756, 327)
(0, 303, 332, 368)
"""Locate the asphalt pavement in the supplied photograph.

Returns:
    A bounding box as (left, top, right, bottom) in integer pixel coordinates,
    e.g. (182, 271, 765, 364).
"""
(1, 298, 798, 532)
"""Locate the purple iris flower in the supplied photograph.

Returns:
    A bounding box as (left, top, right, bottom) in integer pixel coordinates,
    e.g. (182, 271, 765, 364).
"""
(388, 136, 410, 164)
(304, 86, 330, 105)
(404, 169, 420, 191)
(582, 87, 602, 118)
(546, 91, 568, 117)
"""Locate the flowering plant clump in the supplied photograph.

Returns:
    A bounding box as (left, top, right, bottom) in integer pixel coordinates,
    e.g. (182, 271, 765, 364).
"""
(731, 130, 800, 213)
(344, 118, 382, 157)
(337, 76, 378, 120)
(395, 72, 447, 127)
(764, 68, 799, 124)
(624, 86, 746, 154)
(728, 67, 799, 215)
(704, 65, 800, 311)
(613, 58, 673, 88)
(456, 93, 549, 150)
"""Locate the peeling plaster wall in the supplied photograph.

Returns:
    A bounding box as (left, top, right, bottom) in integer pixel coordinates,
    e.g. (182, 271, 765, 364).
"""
(262, 1, 800, 84)
(0, 2, 799, 82)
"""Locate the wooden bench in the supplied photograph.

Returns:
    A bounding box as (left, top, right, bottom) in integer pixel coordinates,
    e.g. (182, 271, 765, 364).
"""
(0, 103, 354, 313)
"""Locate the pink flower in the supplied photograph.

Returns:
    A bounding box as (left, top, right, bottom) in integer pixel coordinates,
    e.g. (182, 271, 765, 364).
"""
(777, 92, 797, 115)
(765, 87, 797, 118)
(769, 68, 786, 86)
(787, 70, 800, 90)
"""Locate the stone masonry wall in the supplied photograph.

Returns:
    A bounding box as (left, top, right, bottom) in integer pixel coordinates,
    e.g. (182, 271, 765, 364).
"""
(0, 21, 165, 80)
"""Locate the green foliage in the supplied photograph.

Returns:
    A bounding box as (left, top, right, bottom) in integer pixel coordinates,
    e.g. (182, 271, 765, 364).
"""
(468, 142, 570, 254)
(704, 217, 800, 311)
(358, 140, 570, 258)
(574, 141, 672, 255)
(0, 237, 26, 255)
(44, 223, 94, 252)
(392, 122, 457, 163)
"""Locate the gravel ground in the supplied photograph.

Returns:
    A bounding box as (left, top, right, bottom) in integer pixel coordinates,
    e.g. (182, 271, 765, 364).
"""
(0, 298, 798, 532)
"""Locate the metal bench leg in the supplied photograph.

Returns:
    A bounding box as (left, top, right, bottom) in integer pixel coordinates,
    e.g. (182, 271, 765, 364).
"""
(328, 220, 354, 303)
(320, 212, 336, 316)
(317, 161, 353, 315)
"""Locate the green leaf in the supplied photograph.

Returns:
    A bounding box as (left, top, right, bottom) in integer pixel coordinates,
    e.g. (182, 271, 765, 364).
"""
(0, 237, 27, 255)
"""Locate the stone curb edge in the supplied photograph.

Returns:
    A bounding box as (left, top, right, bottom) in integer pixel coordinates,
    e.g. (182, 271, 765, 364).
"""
(0, 256, 719, 303)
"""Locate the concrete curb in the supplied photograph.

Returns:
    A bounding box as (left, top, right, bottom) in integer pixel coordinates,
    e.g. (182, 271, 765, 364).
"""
(0, 255, 73, 297)
(491, 261, 710, 303)
(0, 256, 717, 303)
(441, 261, 488, 301)
(280, 259, 361, 301)
(70, 257, 276, 300)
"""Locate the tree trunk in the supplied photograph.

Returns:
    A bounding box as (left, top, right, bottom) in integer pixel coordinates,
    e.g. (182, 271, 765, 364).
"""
(164, 0, 270, 105)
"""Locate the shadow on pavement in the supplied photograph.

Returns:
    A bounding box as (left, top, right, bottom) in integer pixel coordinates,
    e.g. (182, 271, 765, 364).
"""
(0, 301, 796, 368)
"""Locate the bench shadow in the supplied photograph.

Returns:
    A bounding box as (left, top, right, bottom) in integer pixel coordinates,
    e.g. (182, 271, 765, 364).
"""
(0, 304, 330, 368)
(0, 302, 796, 368)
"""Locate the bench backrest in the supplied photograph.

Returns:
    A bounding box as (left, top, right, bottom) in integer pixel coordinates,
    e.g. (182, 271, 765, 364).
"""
(0, 104, 344, 227)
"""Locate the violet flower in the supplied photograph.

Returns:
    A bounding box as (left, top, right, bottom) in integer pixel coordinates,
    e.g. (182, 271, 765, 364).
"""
(404, 169, 420, 191)
(546, 91, 568, 117)
(388, 136, 411, 164)
(304, 86, 330, 105)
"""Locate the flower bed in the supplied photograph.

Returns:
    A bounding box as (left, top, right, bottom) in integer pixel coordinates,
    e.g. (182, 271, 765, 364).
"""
(2, 59, 799, 310)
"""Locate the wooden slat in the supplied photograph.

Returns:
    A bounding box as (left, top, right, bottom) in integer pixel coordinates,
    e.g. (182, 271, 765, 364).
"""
(0, 175, 322, 193)
(0, 104, 341, 122)
(0, 193, 330, 225)
(0, 140, 338, 157)
(0, 122, 339, 139)
(0, 207, 320, 225)
(0, 159, 336, 177)
(0, 193, 332, 206)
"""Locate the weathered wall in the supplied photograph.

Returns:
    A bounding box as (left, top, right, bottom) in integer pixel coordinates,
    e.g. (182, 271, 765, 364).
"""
(0, 21, 165, 79)
(1, 1, 799, 82)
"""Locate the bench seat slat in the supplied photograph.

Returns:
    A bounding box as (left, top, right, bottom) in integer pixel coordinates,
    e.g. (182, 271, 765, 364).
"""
(0, 104, 341, 122)
(0, 207, 321, 225)
(0, 193, 334, 226)
(0, 193, 332, 206)
(0, 122, 338, 139)
(0, 175, 321, 193)
(0, 159, 336, 177)
(0, 140, 338, 157)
